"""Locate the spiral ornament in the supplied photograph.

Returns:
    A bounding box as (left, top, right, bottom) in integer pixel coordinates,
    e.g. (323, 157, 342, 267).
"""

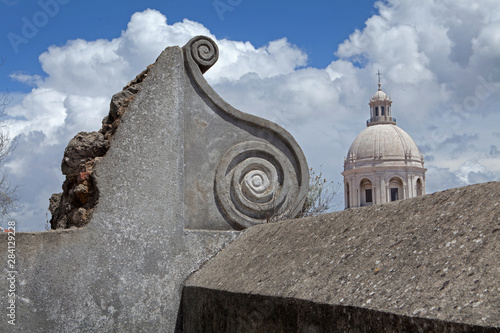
(215, 141, 301, 229)
(187, 36, 219, 74)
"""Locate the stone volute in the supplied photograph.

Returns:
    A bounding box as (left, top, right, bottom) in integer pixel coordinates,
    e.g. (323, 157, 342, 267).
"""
(183, 36, 309, 229)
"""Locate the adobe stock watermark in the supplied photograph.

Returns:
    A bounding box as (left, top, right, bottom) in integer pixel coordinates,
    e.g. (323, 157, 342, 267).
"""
(3, 221, 17, 326)
(7, 0, 71, 54)
(426, 73, 500, 150)
(213, 0, 243, 21)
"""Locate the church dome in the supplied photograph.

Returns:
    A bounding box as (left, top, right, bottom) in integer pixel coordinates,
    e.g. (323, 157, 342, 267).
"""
(371, 89, 388, 101)
(346, 124, 422, 165)
(342, 73, 426, 209)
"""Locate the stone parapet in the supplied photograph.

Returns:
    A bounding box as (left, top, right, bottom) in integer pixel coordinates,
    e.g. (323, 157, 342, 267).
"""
(184, 182, 500, 331)
(0, 36, 308, 331)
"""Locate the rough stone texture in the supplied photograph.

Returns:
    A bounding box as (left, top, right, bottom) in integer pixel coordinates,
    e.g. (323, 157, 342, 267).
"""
(49, 67, 150, 229)
(184, 182, 500, 331)
(183, 288, 498, 333)
(0, 36, 309, 332)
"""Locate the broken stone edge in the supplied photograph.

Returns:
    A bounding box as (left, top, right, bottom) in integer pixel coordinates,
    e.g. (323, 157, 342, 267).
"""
(48, 67, 151, 229)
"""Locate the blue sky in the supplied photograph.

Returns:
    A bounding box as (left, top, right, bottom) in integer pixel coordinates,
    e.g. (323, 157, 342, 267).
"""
(1, 0, 376, 91)
(1, 0, 500, 231)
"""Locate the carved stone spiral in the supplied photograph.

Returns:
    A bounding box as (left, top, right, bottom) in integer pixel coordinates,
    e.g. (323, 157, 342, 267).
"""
(215, 141, 301, 229)
(188, 36, 219, 74)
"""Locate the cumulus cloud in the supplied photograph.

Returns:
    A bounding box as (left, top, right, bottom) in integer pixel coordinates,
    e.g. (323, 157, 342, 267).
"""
(425, 166, 466, 193)
(209, 38, 308, 84)
(456, 160, 498, 184)
(426, 160, 498, 193)
(4, 2, 500, 230)
(7, 88, 67, 144)
(2, 9, 315, 230)
(335, 0, 500, 117)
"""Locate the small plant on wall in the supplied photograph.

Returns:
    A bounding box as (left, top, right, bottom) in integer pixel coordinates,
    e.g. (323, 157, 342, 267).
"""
(297, 167, 339, 218)
(264, 166, 339, 222)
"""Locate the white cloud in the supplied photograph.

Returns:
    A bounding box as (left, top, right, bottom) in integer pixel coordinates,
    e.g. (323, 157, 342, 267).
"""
(208, 38, 308, 83)
(456, 160, 497, 184)
(10, 72, 43, 87)
(40, 38, 128, 97)
(425, 160, 499, 194)
(117, 12, 212, 76)
(7, 88, 67, 144)
(3, 2, 500, 230)
(425, 166, 466, 193)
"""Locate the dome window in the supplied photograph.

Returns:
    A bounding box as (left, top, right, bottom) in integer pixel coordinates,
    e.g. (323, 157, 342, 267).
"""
(389, 177, 404, 201)
(390, 188, 399, 201)
(416, 178, 423, 196)
(360, 178, 373, 206)
(345, 183, 350, 208)
(365, 189, 373, 203)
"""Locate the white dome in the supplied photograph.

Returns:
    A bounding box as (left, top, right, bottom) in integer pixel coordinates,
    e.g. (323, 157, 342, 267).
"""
(346, 124, 421, 164)
(371, 89, 388, 101)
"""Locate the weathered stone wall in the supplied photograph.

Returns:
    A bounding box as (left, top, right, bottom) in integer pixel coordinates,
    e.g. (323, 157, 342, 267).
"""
(0, 37, 308, 332)
(49, 67, 151, 229)
(183, 288, 497, 332)
(0, 43, 231, 332)
(184, 182, 500, 332)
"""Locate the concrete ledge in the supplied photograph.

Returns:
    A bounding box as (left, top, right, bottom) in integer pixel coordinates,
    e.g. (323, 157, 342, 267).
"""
(184, 182, 500, 330)
(183, 287, 497, 332)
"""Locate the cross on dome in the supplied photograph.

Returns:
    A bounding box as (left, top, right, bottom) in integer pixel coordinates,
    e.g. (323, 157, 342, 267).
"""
(376, 70, 382, 90)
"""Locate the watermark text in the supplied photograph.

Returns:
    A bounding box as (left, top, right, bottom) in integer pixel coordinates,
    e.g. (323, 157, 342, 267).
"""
(7, 0, 71, 53)
(5, 221, 16, 325)
(213, 0, 243, 21)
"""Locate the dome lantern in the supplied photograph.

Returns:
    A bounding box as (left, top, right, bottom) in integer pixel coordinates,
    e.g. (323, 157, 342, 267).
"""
(367, 71, 396, 126)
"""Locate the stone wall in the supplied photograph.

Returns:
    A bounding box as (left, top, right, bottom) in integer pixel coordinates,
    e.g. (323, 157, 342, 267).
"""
(184, 182, 500, 332)
(183, 288, 497, 332)
(49, 66, 151, 229)
(0, 36, 308, 332)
